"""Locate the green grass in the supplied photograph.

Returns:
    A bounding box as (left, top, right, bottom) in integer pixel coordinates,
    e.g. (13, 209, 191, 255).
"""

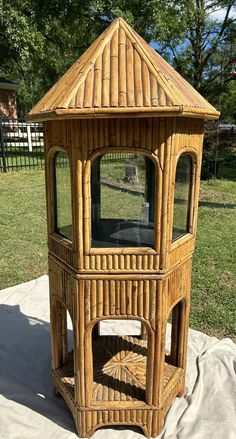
(101, 186, 144, 220)
(191, 179, 236, 340)
(0, 170, 48, 288)
(100, 155, 146, 190)
(0, 170, 235, 341)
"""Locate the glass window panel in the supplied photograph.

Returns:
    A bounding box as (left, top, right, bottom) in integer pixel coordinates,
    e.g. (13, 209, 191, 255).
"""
(91, 153, 156, 248)
(54, 151, 72, 241)
(172, 154, 192, 241)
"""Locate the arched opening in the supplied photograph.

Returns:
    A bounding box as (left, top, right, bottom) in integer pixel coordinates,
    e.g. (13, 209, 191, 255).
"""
(90, 424, 148, 437)
(90, 318, 151, 404)
(91, 152, 156, 248)
(99, 318, 141, 336)
(165, 299, 186, 369)
(51, 296, 74, 398)
(172, 154, 194, 241)
(53, 150, 73, 241)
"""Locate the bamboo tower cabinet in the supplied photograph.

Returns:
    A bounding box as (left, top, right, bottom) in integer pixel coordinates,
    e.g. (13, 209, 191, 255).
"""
(28, 18, 219, 438)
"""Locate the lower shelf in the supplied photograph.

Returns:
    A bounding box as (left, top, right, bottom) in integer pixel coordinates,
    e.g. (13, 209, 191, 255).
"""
(56, 335, 181, 407)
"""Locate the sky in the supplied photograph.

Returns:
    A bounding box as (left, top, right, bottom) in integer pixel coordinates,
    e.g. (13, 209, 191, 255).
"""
(210, 5, 236, 21)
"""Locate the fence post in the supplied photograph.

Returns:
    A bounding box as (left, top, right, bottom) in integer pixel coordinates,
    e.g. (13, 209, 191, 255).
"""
(0, 117, 7, 173)
(27, 123, 32, 152)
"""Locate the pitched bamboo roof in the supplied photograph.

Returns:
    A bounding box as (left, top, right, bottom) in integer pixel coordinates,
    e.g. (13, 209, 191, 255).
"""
(28, 17, 219, 121)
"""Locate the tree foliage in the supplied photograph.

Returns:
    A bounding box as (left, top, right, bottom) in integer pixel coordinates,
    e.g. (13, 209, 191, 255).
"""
(0, 0, 99, 115)
(0, 0, 235, 120)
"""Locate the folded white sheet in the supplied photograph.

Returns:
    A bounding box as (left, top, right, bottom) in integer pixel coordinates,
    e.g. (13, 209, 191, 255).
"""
(0, 276, 235, 439)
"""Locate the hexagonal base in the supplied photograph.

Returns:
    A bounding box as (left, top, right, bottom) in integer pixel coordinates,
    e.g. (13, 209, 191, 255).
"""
(53, 335, 184, 437)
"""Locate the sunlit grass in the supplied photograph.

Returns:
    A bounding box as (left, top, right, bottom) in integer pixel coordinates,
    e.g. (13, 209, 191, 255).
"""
(0, 170, 235, 340)
(0, 170, 47, 288)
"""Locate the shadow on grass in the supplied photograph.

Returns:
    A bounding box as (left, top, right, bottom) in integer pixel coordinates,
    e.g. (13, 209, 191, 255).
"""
(176, 198, 236, 209)
(199, 201, 236, 209)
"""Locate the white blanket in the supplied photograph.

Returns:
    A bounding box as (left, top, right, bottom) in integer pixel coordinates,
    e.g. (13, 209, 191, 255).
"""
(0, 276, 235, 439)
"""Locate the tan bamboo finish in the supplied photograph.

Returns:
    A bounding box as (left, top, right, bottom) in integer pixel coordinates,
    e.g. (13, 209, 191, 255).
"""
(28, 18, 219, 122)
(28, 16, 219, 439)
(41, 115, 207, 437)
(44, 117, 204, 274)
(49, 255, 190, 436)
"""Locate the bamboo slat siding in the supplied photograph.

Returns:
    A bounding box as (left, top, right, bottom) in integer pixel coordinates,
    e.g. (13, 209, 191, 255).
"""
(28, 18, 219, 122)
(81, 279, 157, 327)
(49, 255, 191, 436)
(83, 254, 159, 272)
(48, 236, 75, 267)
(27, 16, 219, 438)
(44, 116, 201, 437)
(44, 117, 204, 273)
(41, 114, 205, 437)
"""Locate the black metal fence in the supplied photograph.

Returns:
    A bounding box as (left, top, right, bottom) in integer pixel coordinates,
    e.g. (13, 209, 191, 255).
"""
(102, 152, 136, 163)
(1, 118, 236, 180)
(0, 118, 44, 172)
(202, 122, 236, 180)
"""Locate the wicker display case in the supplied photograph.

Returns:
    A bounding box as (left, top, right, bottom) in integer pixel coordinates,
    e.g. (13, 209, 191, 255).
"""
(28, 17, 219, 437)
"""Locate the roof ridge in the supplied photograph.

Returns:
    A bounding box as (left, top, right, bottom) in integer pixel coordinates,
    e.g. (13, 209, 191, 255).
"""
(29, 19, 119, 115)
(61, 19, 119, 108)
(146, 44, 215, 109)
(119, 19, 184, 106)
(135, 29, 217, 110)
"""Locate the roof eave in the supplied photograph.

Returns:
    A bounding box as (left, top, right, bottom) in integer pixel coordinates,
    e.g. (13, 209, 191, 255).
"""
(27, 106, 220, 123)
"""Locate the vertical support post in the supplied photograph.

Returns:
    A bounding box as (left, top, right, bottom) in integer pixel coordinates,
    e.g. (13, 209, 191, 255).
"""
(141, 324, 147, 340)
(170, 296, 190, 371)
(27, 123, 32, 152)
(0, 118, 7, 172)
(61, 302, 68, 365)
(50, 294, 62, 370)
(152, 281, 165, 407)
(77, 279, 86, 407)
(177, 296, 190, 371)
(170, 303, 180, 366)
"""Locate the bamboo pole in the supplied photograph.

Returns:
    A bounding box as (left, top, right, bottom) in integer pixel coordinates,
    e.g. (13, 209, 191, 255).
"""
(91, 280, 97, 320)
(97, 280, 103, 317)
(142, 61, 151, 107)
(143, 280, 150, 320)
(127, 38, 135, 107)
(134, 50, 143, 107)
(78, 280, 85, 406)
(75, 82, 85, 108)
(110, 280, 116, 315)
(160, 118, 171, 270)
(120, 281, 126, 315)
(115, 118, 121, 145)
(115, 281, 121, 315)
(93, 55, 102, 108)
(84, 69, 94, 108)
(140, 118, 146, 147)
(104, 279, 109, 315)
(137, 281, 144, 318)
(120, 118, 127, 146)
(118, 27, 127, 107)
(102, 42, 110, 107)
(127, 281, 132, 315)
(99, 119, 105, 147)
(132, 281, 138, 316)
(150, 74, 158, 107)
(110, 28, 119, 107)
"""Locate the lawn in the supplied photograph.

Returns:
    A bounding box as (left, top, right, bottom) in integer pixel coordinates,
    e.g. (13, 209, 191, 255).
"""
(0, 170, 48, 287)
(192, 179, 236, 340)
(0, 170, 235, 341)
